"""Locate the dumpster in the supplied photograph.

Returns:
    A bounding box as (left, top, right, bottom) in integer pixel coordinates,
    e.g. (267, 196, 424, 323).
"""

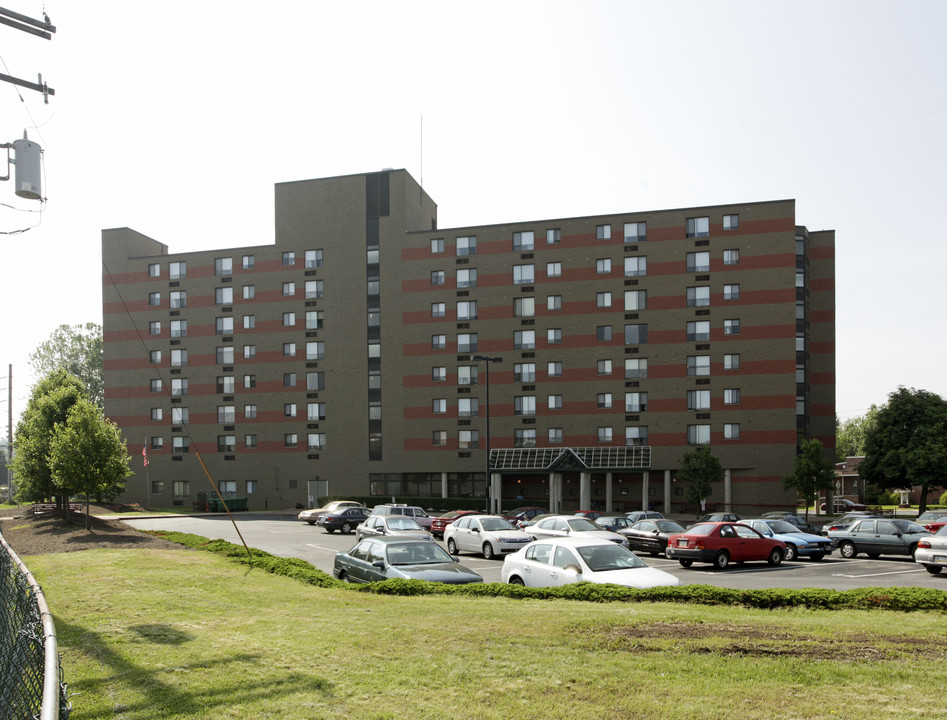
(208, 497, 248, 512)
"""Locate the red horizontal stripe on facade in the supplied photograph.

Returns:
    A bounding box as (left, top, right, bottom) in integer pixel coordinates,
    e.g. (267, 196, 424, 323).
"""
(809, 278, 834, 292)
(808, 372, 835, 386)
(809, 309, 834, 323)
(809, 245, 835, 260)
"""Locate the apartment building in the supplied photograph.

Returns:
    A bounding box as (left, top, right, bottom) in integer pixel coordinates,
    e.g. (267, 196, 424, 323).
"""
(102, 169, 835, 514)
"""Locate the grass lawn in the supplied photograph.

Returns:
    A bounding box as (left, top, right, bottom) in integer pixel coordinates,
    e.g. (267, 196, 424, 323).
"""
(27, 548, 947, 720)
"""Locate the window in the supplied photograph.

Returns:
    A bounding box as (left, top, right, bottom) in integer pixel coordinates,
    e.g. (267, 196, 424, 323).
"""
(149, 292, 161, 306)
(215, 257, 233, 276)
(625, 392, 648, 412)
(244, 404, 257, 419)
(432, 334, 446, 350)
(432, 398, 447, 414)
(171, 378, 188, 396)
(431, 238, 444, 254)
(624, 256, 647, 277)
(457, 333, 477, 352)
(596, 224, 611, 240)
(283, 342, 296, 357)
(458, 398, 479, 417)
(151, 437, 163, 450)
(624, 324, 647, 344)
(514, 429, 536, 448)
(686, 321, 710, 342)
(687, 390, 711, 410)
(284, 433, 298, 448)
(242, 285, 255, 300)
(283, 373, 296, 387)
(216, 317, 233, 335)
(548, 428, 563, 444)
(243, 315, 255, 329)
(432, 366, 446, 382)
(513, 264, 534, 285)
(547, 361, 562, 377)
(170, 320, 187, 338)
(514, 363, 536, 383)
(546, 295, 562, 311)
(687, 355, 710, 376)
(459, 430, 479, 449)
(724, 353, 740, 370)
(172, 407, 189, 424)
(597, 393, 613, 409)
(626, 426, 648, 446)
(597, 427, 613, 443)
(306, 341, 324, 360)
(149, 321, 161, 335)
(431, 302, 446, 318)
(686, 217, 710, 238)
(457, 301, 477, 320)
(213, 375, 233, 394)
(724, 284, 740, 300)
(456, 236, 477, 256)
(172, 438, 189, 455)
(796, 272, 805, 288)
(686, 286, 710, 307)
(305, 280, 324, 298)
(596, 258, 612, 274)
(686, 251, 710, 273)
(308, 433, 327, 451)
(242, 375, 255, 390)
(432, 430, 447, 446)
(150, 379, 162, 393)
(596, 325, 612, 342)
(513, 297, 534, 317)
(245, 435, 257, 449)
(170, 290, 186, 308)
(216, 346, 234, 364)
(216, 287, 233, 305)
(687, 424, 710, 444)
(242, 254, 254, 269)
(284, 403, 297, 418)
(515, 330, 536, 349)
(305, 249, 323, 268)
(151, 408, 162, 421)
(243, 345, 256, 359)
(724, 318, 741, 335)
(596, 292, 612, 308)
(624, 290, 646, 311)
(456, 268, 477, 288)
(282, 282, 295, 297)
(546, 228, 561, 244)
(596, 359, 612, 376)
(282, 312, 296, 327)
(368, 401, 381, 420)
(307, 372, 325, 390)
(217, 405, 235, 423)
(724, 388, 741, 405)
(723, 214, 739, 230)
(149, 350, 162, 364)
(457, 365, 478, 385)
(624, 222, 646, 242)
(514, 396, 536, 416)
(169, 261, 186, 279)
(546, 262, 562, 278)
(282, 251, 295, 266)
(513, 231, 534, 251)
(724, 423, 741, 439)
(724, 249, 740, 265)
(431, 270, 445, 286)
(148, 263, 160, 278)
(625, 358, 647, 378)
(305, 311, 323, 330)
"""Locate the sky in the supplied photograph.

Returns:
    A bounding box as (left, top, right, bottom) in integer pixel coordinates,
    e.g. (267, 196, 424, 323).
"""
(1, 0, 945, 436)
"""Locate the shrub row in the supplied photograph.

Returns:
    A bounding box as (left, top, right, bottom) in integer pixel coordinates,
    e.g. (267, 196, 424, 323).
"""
(152, 531, 947, 613)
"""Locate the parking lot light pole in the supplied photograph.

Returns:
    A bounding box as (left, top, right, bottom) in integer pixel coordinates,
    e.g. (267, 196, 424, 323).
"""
(472, 355, 502, 514)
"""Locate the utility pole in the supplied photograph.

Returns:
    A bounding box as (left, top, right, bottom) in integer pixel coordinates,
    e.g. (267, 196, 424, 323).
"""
(0, 7, 56, 101)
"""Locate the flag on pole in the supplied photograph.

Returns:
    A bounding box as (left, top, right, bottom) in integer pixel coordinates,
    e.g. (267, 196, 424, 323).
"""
(142, 445, 149, 467)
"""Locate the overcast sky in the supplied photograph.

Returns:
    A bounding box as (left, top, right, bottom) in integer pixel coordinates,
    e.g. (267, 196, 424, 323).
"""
(1, 0, 945, 433)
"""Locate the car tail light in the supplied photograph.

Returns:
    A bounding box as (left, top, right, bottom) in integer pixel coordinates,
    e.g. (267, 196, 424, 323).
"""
(695, 540, 705, 550)
(918, 539, 932, 549)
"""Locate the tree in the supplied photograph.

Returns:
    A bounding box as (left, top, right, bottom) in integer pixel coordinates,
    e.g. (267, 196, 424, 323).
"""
(860, 387, 947, 516)
(835, 406, 880, 461)
(783, 439, 835, 519)
(11, 370, 86, 508)
(678, 447, 724, 515)
(29, 323, 104, 409)
(49, 398, 133, 528)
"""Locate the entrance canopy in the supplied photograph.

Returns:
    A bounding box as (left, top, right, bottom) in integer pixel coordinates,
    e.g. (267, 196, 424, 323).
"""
(490, 446, 651, 473)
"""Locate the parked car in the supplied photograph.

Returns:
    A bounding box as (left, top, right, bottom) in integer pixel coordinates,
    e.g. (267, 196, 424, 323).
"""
(298, 500, 366, 525)
(820, 511, 882, 535)
(527, 515, 627, 546)
(828, 518, 930, 559)
(820, 498, 867, 512)
(624, 510, 665, 523)
(916, 510, 947, 534)
(594, 515, 633, 533)
(444, 515, 533, 559)
(574, 510, 604, 521)
(356, 514, 433, 541)
(501, 537, 681, 589)
(370, 503, 433, 529)
(689, 513, 741, 526)
(502, 507, 548, 527)
(760, 512, 822, 535)
(914, 525, 947, 574)
(666, 522, 786, 569)
(518, 513, 558, 530)
(333, 537, 483, 584)
(619, 519, 686, 556)
(430, 510, 483, 538)
(741, 519, 833, 561)
(316, 506, 371, 534)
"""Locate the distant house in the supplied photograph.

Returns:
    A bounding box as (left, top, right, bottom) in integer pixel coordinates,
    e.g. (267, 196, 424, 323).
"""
(836, 455, 940, 507)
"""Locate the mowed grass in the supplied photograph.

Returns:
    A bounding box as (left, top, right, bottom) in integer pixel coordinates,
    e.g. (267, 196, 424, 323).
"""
(26, 548, 947, 720)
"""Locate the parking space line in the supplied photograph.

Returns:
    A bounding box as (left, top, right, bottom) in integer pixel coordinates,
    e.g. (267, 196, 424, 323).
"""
(305, 543, 338, 552)
(833, 568, 924, 578)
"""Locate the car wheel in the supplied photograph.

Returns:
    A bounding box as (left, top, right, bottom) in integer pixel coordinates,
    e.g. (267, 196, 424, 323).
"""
(649, 551, 659, 557)
(341, 523, 352, 534)
(909, 544, 919, 560)
(767, 548, 783, 566)
(679, 559, 693, 568)
(713, 551, 730, 570)
(482, 542, 495, 560)
(810, 553, 825, 562)
(840, 541, 857, 559)
(783, 544, 797, 561)
(306, 520, 316, 525)
(337, 571, 349, 583)
(447, 538, 459, 555)
(924, 564, 942, 575)
(509, 576, 525, 586)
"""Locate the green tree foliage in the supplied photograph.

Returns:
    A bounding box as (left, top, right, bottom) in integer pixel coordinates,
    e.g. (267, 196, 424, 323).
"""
(11, 370, 86, 505)
(49, 398, 133, 528)
(860, 387, 947, 516)
(29, 323, 104, 409)
(783, 439, 835, 519)
(677, 447, 724, 514)
(835, 406, 880, 461)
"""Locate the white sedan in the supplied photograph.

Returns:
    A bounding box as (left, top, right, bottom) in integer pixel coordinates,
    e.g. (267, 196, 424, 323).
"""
(915, 524, 947, 574)
(501, 537, 681, 589)
(444, 515, 533, 560)
(527, 515, 628, 547)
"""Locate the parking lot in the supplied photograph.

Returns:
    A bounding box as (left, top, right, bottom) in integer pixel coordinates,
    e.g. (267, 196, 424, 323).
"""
(123, 513, 947, 591)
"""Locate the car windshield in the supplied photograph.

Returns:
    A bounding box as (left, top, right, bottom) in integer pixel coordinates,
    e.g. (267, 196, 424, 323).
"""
(764, 520, 799, 534)
(655, 521, 685, 533)
(481, 518, 515, 531)
(566, 518, 601, 532)
(388, 517, 423, 530)
(577, 544, 647, 572)
(892, 520, 927, 534)
(386, 542, 452, 565)
(686, 523, 716, 536)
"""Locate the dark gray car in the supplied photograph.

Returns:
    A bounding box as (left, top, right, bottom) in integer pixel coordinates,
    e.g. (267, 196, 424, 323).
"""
(333, 537, 483, 584)
(828, 518, 931, 559)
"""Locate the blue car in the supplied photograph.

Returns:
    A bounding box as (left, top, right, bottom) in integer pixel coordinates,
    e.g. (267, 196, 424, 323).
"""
(743, 519, 833, 561)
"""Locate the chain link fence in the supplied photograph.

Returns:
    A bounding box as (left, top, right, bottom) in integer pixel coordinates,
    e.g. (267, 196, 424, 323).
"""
(0, 529, 70, 720)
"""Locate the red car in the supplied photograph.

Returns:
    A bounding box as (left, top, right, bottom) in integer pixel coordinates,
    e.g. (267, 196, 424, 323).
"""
(665, 522, 786, 570)
(430, 510, 482, 539)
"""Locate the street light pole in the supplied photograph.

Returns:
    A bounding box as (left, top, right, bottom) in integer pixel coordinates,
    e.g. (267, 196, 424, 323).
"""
(472, 355, 502, 513)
